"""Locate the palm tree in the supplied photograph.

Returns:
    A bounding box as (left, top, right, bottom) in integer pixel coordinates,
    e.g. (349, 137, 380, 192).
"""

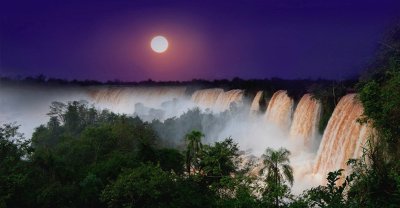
(261, 147, 293, 207)
(185, 130, 204, 175)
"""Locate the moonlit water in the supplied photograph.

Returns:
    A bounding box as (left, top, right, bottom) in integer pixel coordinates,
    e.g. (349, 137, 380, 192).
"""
(313, 94, 371, 179)
(87, 86, 192, 120)
(191, 88, 244, 112)
(250, 91, 263, 114)
(0, 84, 370, 193)
(289, 94, 322, 151)
(264, 90, 294, 130)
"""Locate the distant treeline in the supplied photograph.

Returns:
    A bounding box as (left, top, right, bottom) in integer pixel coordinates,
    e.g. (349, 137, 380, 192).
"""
(0, 75, 357, 98)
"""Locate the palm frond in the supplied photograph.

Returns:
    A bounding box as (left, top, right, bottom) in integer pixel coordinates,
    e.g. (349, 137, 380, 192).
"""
(282, 164, 294, 186)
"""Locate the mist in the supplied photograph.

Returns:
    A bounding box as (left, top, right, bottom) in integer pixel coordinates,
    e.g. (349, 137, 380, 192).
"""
(0, 84, 332, 193)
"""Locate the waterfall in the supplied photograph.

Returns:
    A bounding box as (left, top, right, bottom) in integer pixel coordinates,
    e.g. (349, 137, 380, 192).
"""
(191, 88, 224, 109)
(289, 94, 321, 150)
(191, 88, 244, 111)
(1, 82, 376, 190)
(250, 91, 263, 114)
(313, 94, 370, 177)
(265, 90, 294, 130)
(87, 86, 188, 115)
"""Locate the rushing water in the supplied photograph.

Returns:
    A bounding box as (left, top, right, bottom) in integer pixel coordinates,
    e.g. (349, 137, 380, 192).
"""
(313, 94, 370, 178)
(265, 90, 294, 130)
(191, 88, 244, 112)
(250, 91, 263, 114)
(289, 94, 321, 151)
(0, 85, 371, 191)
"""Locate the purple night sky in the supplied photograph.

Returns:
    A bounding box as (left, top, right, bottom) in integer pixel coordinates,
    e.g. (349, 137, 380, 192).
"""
(1, 0, 400, 81)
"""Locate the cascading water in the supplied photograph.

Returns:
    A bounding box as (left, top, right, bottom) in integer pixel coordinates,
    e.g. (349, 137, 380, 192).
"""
(87, 86, 188, 118)
(215, 89, 244, 111)
(289, 94, 321, 150)
(191, 88, 224, 109)
(313, 94, 370, 177)
(1, 82, 373, 190)
(88, 86, 187, 108)
(191, 88, 244, 111)
(265, 90, 294, 130)
(250, 91, 263, 114)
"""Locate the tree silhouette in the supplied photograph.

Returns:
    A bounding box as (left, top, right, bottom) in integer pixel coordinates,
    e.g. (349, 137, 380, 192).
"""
(261, 147, 293, 207)
(185, 130, 204, 175)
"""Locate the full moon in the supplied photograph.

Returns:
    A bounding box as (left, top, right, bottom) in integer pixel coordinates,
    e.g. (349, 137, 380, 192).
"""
(150, 36, 169, 53)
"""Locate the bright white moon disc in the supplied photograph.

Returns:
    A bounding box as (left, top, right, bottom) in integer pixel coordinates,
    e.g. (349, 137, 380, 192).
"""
(151, 36, 168, 53)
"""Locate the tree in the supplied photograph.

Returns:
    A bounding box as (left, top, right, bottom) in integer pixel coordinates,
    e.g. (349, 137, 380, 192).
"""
(361, 23, 400, 81)
(199, 138, 239, 186)
(213, 175, 260, 208)
(47, 101, 67, 123)
(0, 123, 32, 207)
(156, 148, 185, 174)
(100, 164, 176, 208)
(260, 147, 293, 207)
(185, 130, 204, 175)
(356, 47, 400, 206)
(29, 103, 165, 207)
(302, 169, 351, 208)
